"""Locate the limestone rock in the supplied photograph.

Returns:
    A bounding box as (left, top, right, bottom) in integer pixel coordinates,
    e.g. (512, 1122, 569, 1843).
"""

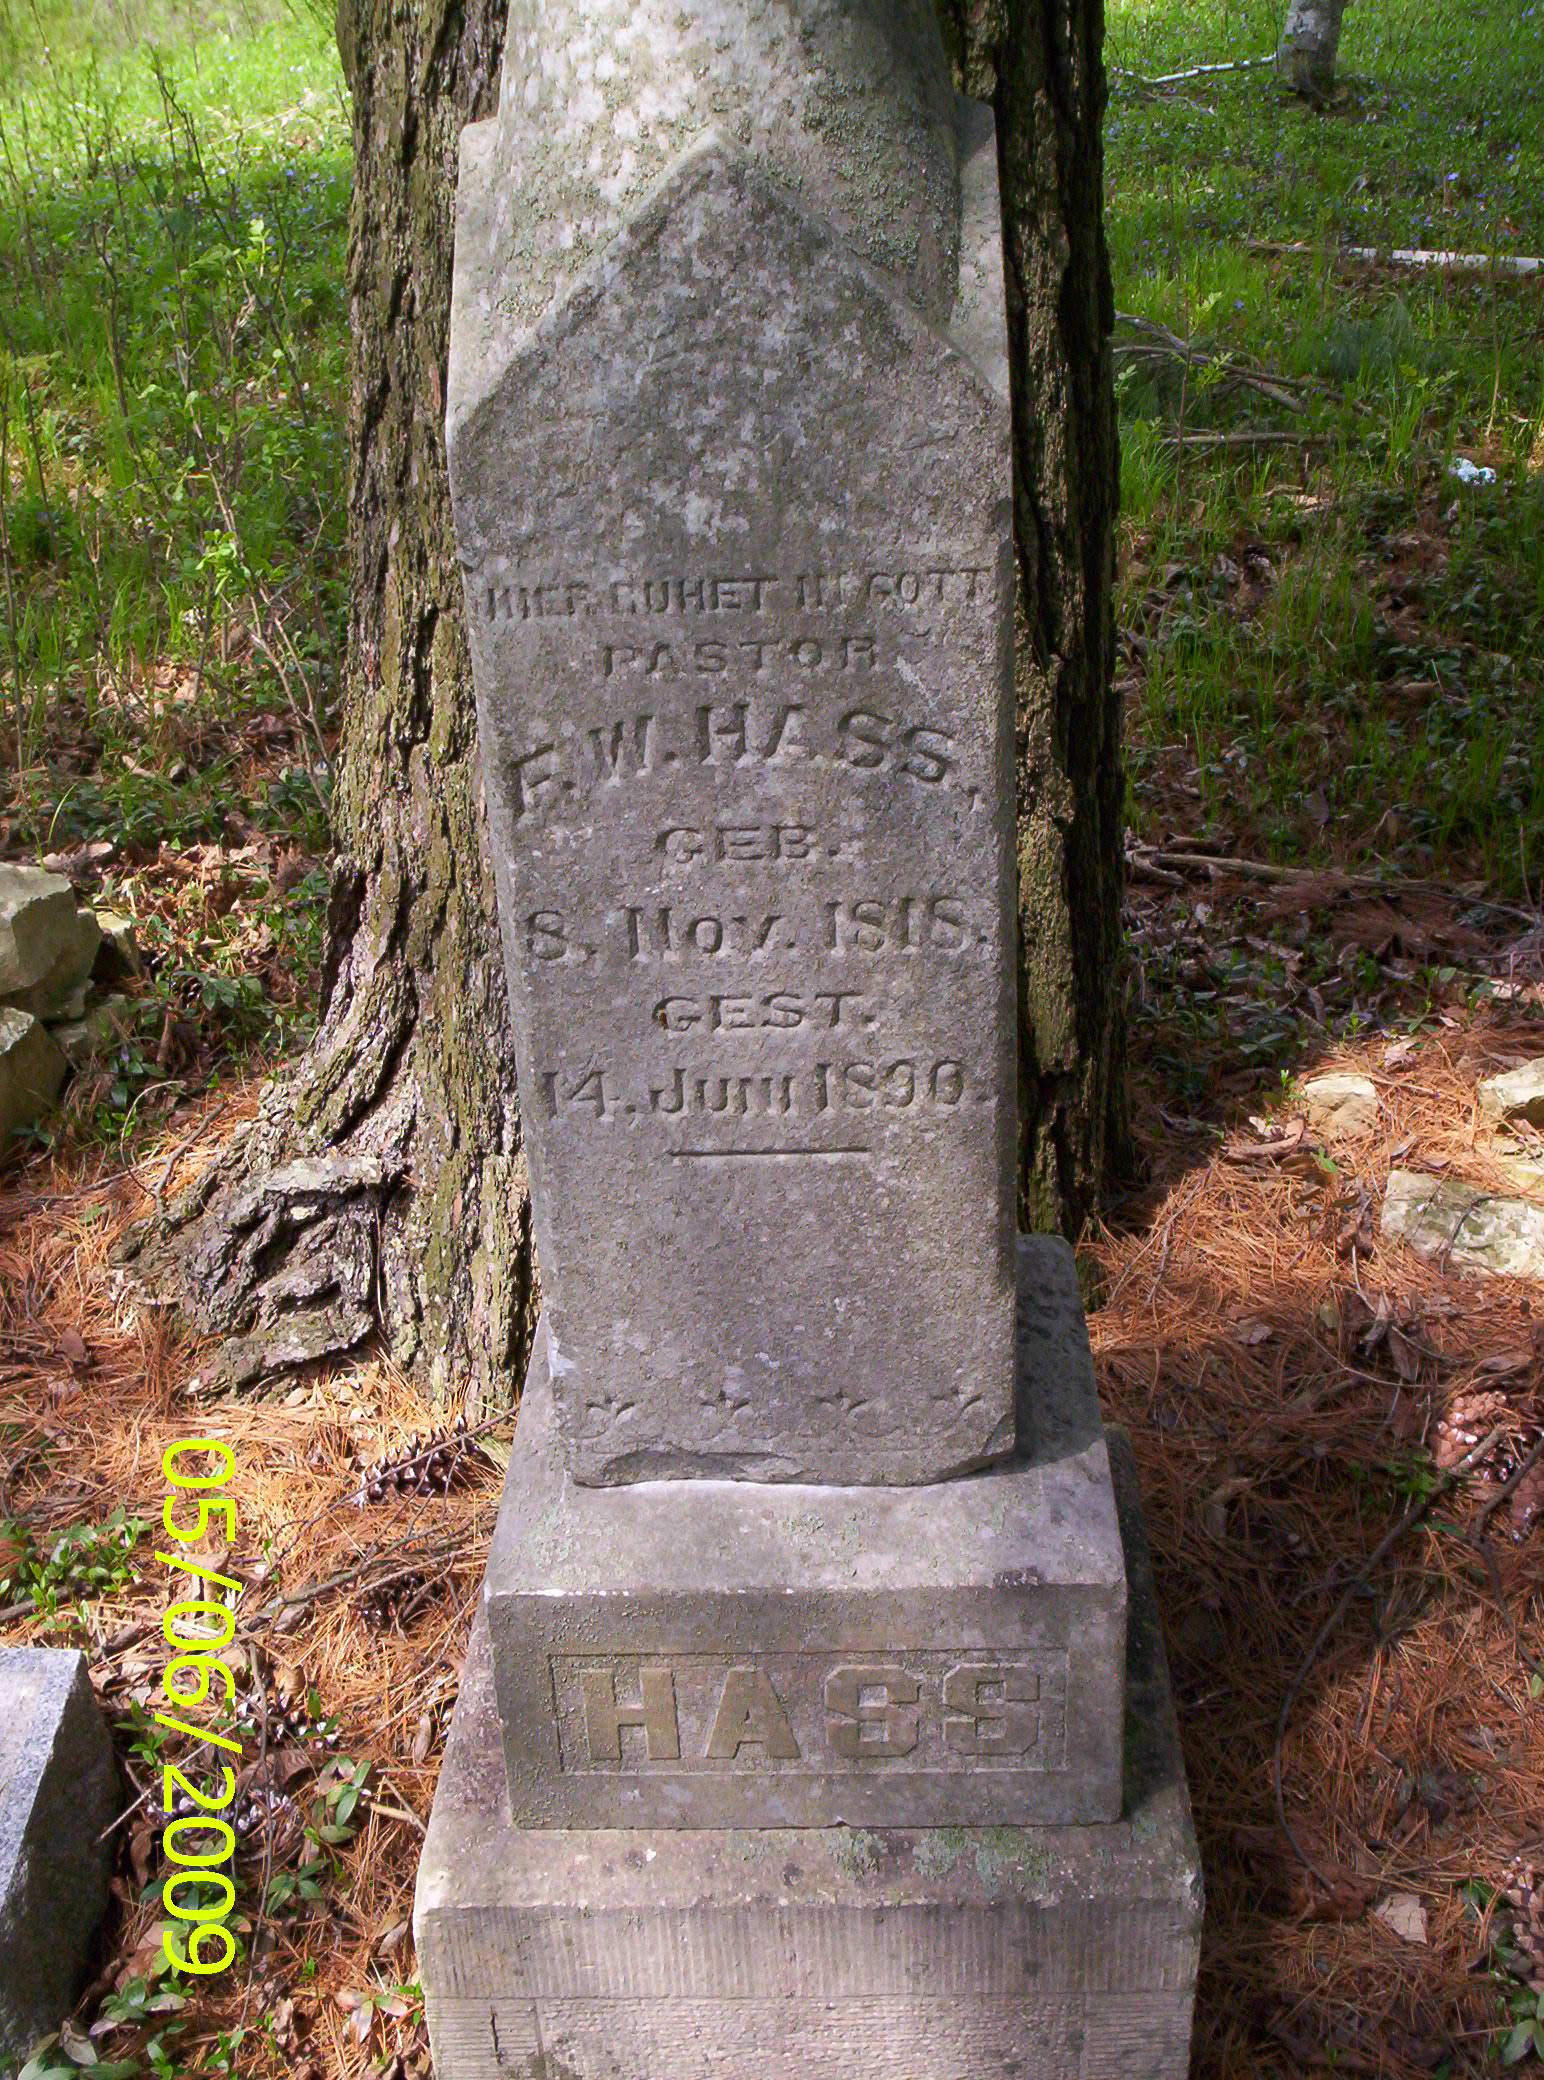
(0, 864, 77, 998)
(1301, 1072, 1379, 1136)
(1479, 1059, 1544, 1128)
(0, 864, 102, 1020)
(0, 1008, 67, 1146)
(53, 996, 134, 1066)
(0, 1649, 119, 2067)
(91, 912, 142, 984)
(1381, 1168, 1544, 1281)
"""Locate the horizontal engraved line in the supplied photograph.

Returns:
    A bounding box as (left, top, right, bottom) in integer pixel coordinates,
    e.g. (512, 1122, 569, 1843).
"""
(670, 1145, 871, 1162)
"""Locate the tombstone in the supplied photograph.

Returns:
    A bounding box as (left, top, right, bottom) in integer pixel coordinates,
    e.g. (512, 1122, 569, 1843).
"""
(0, 1649, 119, 2068)
(417, 6, 1200, 2074)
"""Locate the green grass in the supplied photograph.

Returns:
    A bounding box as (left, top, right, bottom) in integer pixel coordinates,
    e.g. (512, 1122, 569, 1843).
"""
(1106, 0, 1544, 896)
(1, 0, 1541, 1153)
(0, 0, 348, 1135)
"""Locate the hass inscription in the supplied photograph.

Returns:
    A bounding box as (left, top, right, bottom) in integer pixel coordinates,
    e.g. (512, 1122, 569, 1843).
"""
(550, 1653, 1069, 1776)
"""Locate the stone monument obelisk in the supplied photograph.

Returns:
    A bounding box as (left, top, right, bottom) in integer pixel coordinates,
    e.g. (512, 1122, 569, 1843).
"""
(416, 6, 1201, 2072)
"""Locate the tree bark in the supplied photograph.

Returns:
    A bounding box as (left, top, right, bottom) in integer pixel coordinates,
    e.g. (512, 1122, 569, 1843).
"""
(125, 0, 1127, 1410)
(937, 0, 1130, 1235)
(1277, 0, 1348, 99)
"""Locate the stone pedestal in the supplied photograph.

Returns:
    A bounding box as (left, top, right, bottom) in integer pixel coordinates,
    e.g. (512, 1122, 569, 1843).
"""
(486, 1240, 1126, 1830)
(417, 1432, 1201, 2080)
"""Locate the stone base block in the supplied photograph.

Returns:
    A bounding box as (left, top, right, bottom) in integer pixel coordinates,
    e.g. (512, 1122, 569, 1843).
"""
(417, 1433, 1201, 2080)
(1, 1648, 119, 2068)
(486, 1236, 1127, 1829)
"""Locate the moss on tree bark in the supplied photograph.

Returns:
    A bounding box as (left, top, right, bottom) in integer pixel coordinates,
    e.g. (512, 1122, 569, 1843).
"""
(126, 0, 1127, 1412)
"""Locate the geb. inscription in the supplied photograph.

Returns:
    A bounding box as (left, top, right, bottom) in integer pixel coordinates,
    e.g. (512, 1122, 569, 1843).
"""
(550, 1651, 1069, 1775)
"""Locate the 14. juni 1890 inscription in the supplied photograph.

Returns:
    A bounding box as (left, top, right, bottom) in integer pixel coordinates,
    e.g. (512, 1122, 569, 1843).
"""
(449, 140, 1018, 1486)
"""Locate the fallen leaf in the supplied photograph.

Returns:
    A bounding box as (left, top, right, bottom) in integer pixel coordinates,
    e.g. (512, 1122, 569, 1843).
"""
(1230, 1317, 1275, 1346)
(1374, 1892, 1429, 1944)
(1477, 1349, 1537, 1380)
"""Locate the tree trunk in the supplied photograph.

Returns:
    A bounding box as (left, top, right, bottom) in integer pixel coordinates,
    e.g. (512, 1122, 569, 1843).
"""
(937, 0, 1130, 1236)
(124, 0, 1127, 1412)
(1277, 0, 1348, 99)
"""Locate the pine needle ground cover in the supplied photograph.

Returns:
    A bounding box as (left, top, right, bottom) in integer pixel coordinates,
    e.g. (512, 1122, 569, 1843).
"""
(2, 0, 1543, 2075)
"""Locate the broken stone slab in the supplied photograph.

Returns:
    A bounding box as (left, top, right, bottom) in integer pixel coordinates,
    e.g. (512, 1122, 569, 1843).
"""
(0, 1648, 120, 2069)
(0, 1008, 67, 1147)
(1301, 1071, 1379, 1136)
(1382, 1168, 1544, 1281)
(1479, 1059, 1544, 1129)
(417, 1428, 1200, 2080)
(485, 1237, 1125, 1829)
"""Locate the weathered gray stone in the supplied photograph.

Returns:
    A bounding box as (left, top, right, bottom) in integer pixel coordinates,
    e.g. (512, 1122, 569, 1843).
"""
(418, 1429, 1200, 2080)
(53, 996, 134, 1067)
(486, 1237, 1124, 1829)
(0, 1649, 119, 2068)
(0, 1008, 67, 1146)
(1301, 1071, 1378, 1136)
(0, 866, 101, 1022)
(448, 11, 1016, 1486)
(1382, 1167, 1544, 1280)
(0, 865, 77, 998)
(1479, 1058, 1544, 1128)
(90, 912, 142, 984)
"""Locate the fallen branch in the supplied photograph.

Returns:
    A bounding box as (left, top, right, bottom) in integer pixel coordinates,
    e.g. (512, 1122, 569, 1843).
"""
(1114, 310, 1321, 414)
(1125, 844, 1539, 923)
(1250, 237, 1542, 276)
(1159, 428, 1326, 451)
(1112, 54, 1276, 87)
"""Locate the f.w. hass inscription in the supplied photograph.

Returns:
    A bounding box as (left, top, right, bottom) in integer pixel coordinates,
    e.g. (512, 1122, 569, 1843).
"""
(449, 137, 1016, 1485)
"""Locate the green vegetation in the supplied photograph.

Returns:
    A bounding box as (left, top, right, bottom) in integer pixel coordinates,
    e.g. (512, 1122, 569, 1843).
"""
(0, 1504, 146, 1616)
(1106, 0, 1544, 895)
(0, 0, 348, 1137)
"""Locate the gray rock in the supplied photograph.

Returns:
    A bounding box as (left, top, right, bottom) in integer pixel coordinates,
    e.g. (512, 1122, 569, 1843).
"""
(1301, 1071, 1379, 1136)
(90, 912, 142, 984)
(0, 1009, 67, 1146)
(449, 5, 1017, 1486)
(0, 866, 101, 1022)
(0, 1649, 119, 2069)
(485, 1238, 1126, 1829)
(1381, 1168, 1544, 1280)
(0, 865, 77, 998)
(52, 996, 134, 1066)
(1478, 1059, 1544, 1128)
(416, 1429, 1201, 2080)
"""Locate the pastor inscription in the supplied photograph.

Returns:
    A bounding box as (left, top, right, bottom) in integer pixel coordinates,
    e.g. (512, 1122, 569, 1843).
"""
(551, 1653, 1069, 1775)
